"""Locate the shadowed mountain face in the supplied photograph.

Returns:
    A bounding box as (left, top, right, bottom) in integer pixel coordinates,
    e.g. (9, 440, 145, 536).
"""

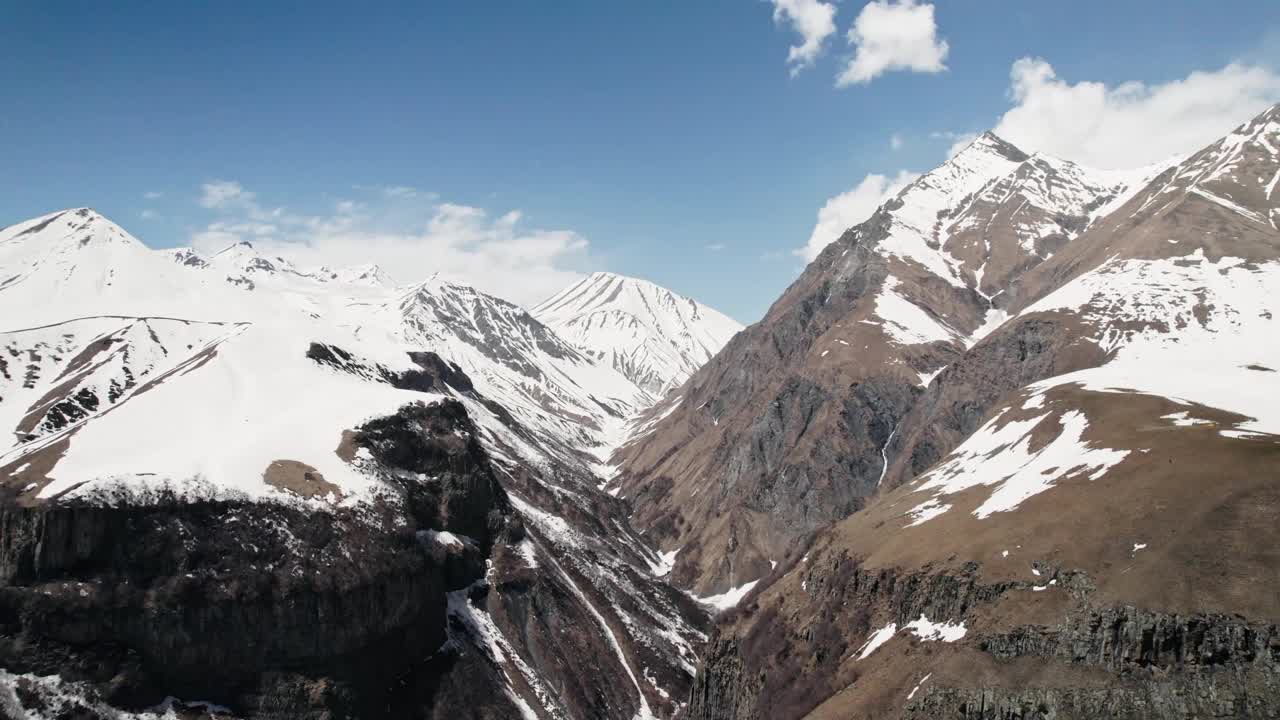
(668, 108, 1280, 719)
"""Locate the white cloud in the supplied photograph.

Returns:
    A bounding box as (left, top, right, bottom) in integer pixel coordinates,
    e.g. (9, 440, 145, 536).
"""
(143, 191, 163, 200)
(771, 0, 838, 76)
(190, 183, 591, 306)
(797, 169, 918, 260)
(837, 0, 948, 86)
(989, 58, 1280, 168)
(707, 243, 726, 251)
(890, 133, 904, 150)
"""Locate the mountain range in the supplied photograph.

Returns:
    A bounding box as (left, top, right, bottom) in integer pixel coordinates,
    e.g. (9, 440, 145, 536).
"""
(1, 106, 1279, 719)
(0, 211, 737, 718)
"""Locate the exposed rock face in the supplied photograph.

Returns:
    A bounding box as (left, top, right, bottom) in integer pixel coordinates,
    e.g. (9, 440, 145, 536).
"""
(688, 563, 1280, 720)
(615, 211, 945, 593)
(0, 395, 708, 718)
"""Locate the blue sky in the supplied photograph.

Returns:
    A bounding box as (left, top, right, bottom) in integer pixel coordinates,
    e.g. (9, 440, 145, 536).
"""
(4, 2, 1280, 321)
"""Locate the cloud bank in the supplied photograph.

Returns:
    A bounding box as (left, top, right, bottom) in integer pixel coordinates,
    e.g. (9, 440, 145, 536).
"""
(991, 59, 1280, 168)
(190, 183, 592, 307)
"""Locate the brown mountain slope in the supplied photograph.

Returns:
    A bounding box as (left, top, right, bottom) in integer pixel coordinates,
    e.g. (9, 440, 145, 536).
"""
(688, 389, 1280, 720)
(613, 134, 1154, 595)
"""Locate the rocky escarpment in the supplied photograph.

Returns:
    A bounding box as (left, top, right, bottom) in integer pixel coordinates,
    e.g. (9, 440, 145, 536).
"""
(0, 398, 526, 719)
(687, 557, 1280, 720)
(910, 599, 1280, 719)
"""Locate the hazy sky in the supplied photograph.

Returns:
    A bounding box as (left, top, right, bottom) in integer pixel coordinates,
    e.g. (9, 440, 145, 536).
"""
(4, 1, 1280, 321)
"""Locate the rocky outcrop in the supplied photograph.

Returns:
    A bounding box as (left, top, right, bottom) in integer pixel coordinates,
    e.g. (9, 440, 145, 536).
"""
(685, 558, 1280, 720)
(686, 636, 762, 720)
(907, 603, 1280, 719)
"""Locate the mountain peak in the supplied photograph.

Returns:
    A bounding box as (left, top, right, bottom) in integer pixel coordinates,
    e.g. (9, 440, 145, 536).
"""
(0, 207, 143, 254)
(956, 131, 1029, 164)
(533, 272, 742, 396)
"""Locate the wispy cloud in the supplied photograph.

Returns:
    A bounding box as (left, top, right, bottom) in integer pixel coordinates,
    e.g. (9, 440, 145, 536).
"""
(707, 243, 727, 251)
(140, 209, 158, 220)
(199, 180, 255, 210)
(890, 133, 904, 150)
(353, 184, 435, 200)
(143, 191, 163, 200)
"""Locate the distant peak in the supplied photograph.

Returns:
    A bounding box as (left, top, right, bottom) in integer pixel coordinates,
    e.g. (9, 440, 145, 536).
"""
(587, 270, 629, 282)
(960, 132, 1029, 164)
(584, 270, 659, 290)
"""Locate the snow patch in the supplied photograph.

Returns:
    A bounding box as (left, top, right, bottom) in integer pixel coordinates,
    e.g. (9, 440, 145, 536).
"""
(855, 622, 898, 660)
(907, 672, 932, 700)
(906, 409, 1130, 525)
(698, 580, 760, 612)
(904, 615, 967, 642)
(873, 276, 960, 346)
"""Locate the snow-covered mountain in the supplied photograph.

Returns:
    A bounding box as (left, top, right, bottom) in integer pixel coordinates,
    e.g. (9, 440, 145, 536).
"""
(533, 272, 742, 397)
(0, 209, 712, 718)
